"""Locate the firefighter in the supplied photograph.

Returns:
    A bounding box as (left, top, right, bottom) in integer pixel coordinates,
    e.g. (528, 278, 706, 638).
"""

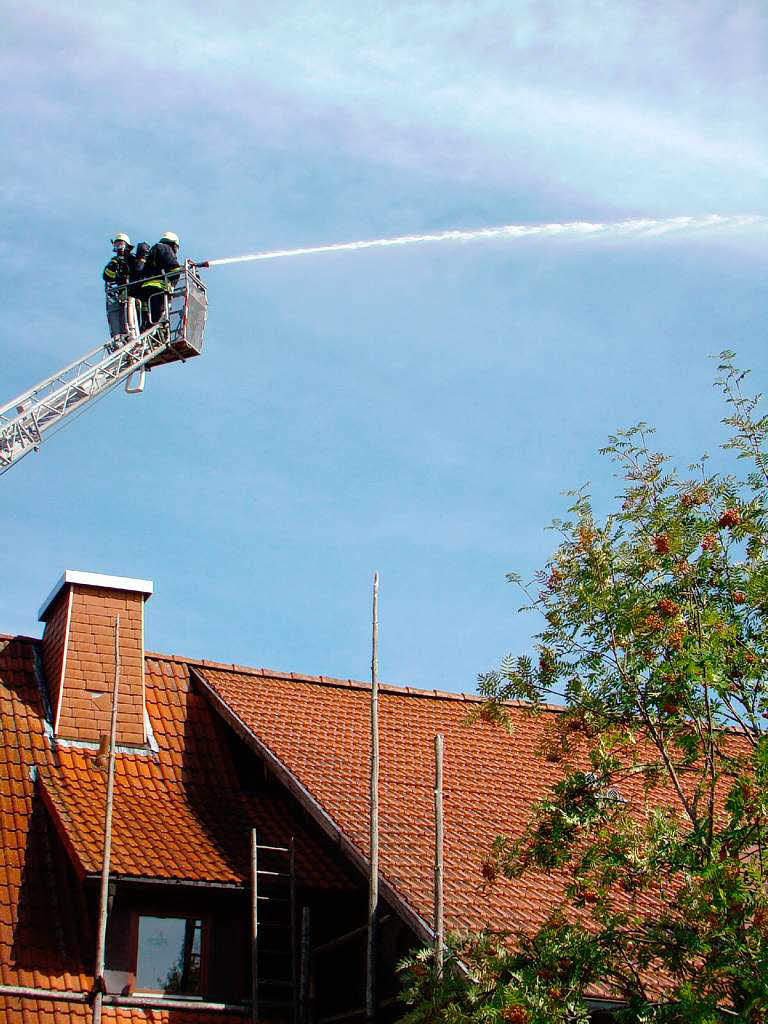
(128, 242, 152, 331)
(102, 233, 135, 344)
(143, 232, 183, 327)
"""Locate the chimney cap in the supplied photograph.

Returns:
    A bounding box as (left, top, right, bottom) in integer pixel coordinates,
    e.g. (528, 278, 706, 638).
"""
(39, 570, 154, 621)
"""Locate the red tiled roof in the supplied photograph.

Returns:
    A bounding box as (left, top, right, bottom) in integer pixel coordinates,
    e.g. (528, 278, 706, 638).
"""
(38, 656, 352, 889)
(0, 636, 355, 1016)
(0, 635, 91, 995)
(194, 665, 578, 939)
(194, 663, 738, 952)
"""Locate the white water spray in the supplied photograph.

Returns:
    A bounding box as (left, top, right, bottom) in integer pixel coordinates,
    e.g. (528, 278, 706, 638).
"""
(201, 214, 767, 268)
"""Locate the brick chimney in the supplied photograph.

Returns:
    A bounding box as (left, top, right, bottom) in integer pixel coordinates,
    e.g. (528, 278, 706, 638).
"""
(39, 571, 153, 746)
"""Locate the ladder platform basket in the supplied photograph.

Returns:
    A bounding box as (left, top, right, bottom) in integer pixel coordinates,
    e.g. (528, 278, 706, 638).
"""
(145, 262, 208, 369)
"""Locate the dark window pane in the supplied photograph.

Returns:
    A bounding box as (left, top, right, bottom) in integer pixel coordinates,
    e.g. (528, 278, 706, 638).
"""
(136, 916, 204, 995)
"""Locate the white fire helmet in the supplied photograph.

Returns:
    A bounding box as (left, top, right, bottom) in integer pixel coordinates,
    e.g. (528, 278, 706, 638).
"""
(112, 232, 131, 246)
(160, 231, 180, 246)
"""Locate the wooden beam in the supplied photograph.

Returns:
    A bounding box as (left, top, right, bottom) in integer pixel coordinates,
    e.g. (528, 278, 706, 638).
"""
(312, 916, 391, 957)
(257, 827, 264, 1024)
(434, 733, 445, 976)
(92, 615, 121, 1024)
(366, 572, 379, 1023)
(0, 986, 250, 1013)
(299, 907, 311, 1024)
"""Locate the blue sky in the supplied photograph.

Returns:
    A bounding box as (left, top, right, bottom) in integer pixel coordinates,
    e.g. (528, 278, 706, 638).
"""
(2, 2, 767, 692)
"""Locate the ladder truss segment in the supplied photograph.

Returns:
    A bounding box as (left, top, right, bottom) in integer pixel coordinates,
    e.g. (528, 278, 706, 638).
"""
(0, 263, 208, 476)
(0, 325, 169, 474)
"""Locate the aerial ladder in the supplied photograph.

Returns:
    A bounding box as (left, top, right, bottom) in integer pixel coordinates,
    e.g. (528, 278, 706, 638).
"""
(0, 263, 208, 475)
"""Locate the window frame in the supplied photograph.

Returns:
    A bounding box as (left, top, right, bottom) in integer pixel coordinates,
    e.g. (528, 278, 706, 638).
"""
(130, 910, 210, 998)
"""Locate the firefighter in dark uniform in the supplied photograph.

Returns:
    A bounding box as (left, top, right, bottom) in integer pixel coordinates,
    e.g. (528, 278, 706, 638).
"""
(142, 232, 183, 327)
(102, 233, 135, 343)
(128, 242, 151, 331)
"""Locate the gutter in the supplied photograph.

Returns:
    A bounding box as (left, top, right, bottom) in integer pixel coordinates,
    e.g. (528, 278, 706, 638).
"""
(84, 873, 245, 889)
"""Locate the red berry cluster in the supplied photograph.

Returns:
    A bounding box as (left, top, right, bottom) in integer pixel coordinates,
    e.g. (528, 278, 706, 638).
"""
(578, 524, 597, 548)
(548, 569, 564, 590)
(701, 534, 718, 551)
(643, 613, 665, 633)
(654, 534, 671, 555)
(668, 625, 686, 650)
(718, 507, 741, 529)
(658, 598, 680, 617)
(733, 591, 747, 605)
(539, 649, 556, 676)
(754, 906, 768, 936)
(501, 1007, 530, 1024)
(480, 860, 498, 882)
(681, 486, 708, 508)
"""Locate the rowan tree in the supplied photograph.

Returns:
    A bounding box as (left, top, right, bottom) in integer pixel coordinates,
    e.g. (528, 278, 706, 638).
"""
(398, 355, 768, 1024)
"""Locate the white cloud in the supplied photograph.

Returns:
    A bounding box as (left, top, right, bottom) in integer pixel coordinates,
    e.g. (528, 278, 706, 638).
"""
(3, 2, 768, 227)
(31, 1, 761, 206)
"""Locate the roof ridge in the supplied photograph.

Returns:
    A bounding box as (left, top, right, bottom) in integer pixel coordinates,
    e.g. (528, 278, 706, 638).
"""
(0, 634, 565, 711)
(146, 649, 564, 711)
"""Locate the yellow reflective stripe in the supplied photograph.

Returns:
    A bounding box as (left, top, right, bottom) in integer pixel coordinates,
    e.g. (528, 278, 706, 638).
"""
(142, 272, 180, 290)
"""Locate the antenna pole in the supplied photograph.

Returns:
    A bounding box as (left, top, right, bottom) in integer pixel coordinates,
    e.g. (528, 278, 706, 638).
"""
(366, 572, 380, 1023)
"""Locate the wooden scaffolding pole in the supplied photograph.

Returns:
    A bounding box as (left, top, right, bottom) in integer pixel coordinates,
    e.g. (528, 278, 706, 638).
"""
(251, 829, 259, 1024)
(366, 572, 380, 1023)
(92, 615, 121, 1024)
(299, 906, 311, 1024)
(290, 836, 297, 1024)
(434, 734, 445, 976)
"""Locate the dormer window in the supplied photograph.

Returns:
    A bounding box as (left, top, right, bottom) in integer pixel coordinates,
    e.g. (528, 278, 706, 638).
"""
(135, 915, 207, 996)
